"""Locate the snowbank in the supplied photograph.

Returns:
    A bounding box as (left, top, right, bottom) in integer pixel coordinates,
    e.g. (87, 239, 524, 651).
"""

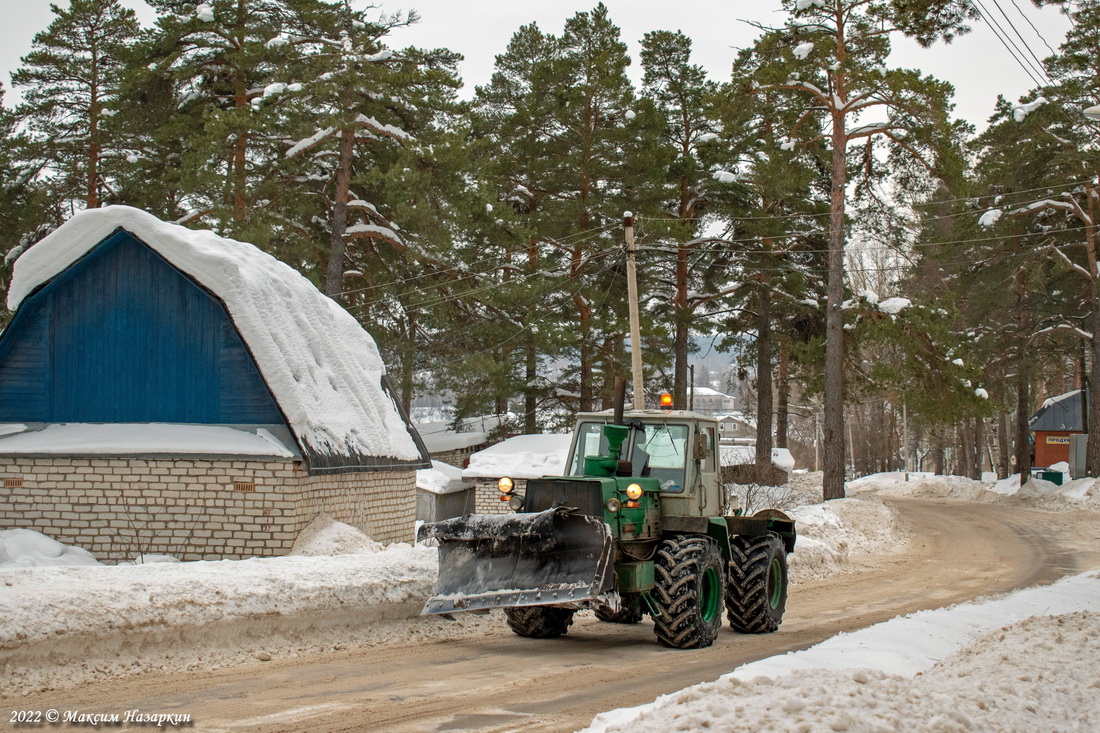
(0, 535, 460, 693)
(786, 498, 908, 583)
(584, 572, 1100, 733)
(851, 470, 1100, 511)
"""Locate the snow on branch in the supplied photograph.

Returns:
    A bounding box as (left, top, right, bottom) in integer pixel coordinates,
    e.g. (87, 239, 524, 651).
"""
(286, 127, 336, 158)
(356, 115, 412, 142)
(1034, 322, 1093, 340)
(1051, 245, 1094, 280)
(345, 223, 406, 251)
(846, 121, 894, 138)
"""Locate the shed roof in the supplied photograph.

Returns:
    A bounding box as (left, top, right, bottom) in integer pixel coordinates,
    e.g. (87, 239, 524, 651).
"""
(1029, 389, 1089, 432)
(7, 206, 428, 470)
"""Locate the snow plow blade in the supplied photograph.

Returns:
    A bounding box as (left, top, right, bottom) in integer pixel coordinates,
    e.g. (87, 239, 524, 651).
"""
(419, 506, 613, 614)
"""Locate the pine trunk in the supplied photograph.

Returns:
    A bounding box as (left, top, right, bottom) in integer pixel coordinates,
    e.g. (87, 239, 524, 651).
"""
(776, 344, 789, 450)
(755, 284, 773, 472)
(325, 127, 355, 298)
(822, 111, 848, 500)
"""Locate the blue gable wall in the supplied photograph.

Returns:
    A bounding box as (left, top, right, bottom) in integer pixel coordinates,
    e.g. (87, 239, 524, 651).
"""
(0, 229, 285, 425)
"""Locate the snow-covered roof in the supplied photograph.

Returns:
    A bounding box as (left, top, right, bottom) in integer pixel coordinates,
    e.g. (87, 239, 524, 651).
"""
(1029, 389, 1088, 432)
(689, 386, 732, 398)
(416, 460, 475, 495)
(7, 206, 427, 470)
(462, 433, 572, 479)
(413, 414, 509, 454)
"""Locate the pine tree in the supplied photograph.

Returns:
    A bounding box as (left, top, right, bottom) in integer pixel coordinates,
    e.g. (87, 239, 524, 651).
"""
(474, 4, 665, 414)
(639, 30, 720, 409)
(138, 0, 298, 236)
(748, 0, 964, 499)
(12, 0, 141, 210)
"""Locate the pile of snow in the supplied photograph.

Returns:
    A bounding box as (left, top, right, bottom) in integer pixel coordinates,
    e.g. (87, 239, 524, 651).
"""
(852, 470, 1100, 512)
(786, 498, 908, 583)
(416, 460, 474, 495)
(462, 433, 572, 479)
(289, 514, 382, 555)
(0, 529, 101, 568)
(8, 206, 422, 465)
(585, 573, 1100, 733)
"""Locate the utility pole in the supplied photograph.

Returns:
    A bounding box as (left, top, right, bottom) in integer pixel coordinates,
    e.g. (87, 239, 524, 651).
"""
(624, 212, 645, 410)
(902, 401, 910, 481)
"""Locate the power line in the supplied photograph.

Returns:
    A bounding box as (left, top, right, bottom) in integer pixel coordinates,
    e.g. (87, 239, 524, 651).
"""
(1007, 0, 1058, 57)
(988, 0, 1054, 84)
(971, 0, 1049, 87)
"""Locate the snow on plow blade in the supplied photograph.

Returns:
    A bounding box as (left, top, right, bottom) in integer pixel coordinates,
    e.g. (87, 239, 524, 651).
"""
(419, 506, 613, 614)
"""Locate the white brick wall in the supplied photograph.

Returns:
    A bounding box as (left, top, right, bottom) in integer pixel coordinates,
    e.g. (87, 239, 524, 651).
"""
(471, 478, 528, 514)
(0, 457, 416, 563)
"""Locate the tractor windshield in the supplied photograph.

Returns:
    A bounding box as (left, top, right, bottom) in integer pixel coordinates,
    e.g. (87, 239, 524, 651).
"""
(568, 421, 689, 492)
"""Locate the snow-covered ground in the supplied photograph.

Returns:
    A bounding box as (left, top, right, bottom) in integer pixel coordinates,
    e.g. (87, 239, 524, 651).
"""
(3, 473, 1099, 731)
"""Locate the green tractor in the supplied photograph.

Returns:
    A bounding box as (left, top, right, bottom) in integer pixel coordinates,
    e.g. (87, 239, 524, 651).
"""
(418, 404, 796, 649)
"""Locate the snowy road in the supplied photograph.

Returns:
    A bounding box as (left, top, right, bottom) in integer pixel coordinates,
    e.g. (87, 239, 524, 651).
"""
(7, 498, 1098, 732)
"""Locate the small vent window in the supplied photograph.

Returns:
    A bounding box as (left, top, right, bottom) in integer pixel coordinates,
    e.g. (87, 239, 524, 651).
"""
(233, 481, 256, 492)
(3, 477, 23, 488)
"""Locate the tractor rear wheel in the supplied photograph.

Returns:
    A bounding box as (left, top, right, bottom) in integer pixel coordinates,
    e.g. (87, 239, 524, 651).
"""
(651, 535, 725, 649)
(595, 595, 644, 624)
(503, 606, 576, 638)
(726, 535, 788, 633)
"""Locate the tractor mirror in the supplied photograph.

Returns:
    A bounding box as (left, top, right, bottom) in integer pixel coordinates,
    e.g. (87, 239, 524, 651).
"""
(692, 432, 709, 460)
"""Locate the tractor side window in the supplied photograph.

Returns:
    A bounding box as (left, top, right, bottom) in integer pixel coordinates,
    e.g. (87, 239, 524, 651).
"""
(568, 422, 622, 475)
(637, 424, 688, 492)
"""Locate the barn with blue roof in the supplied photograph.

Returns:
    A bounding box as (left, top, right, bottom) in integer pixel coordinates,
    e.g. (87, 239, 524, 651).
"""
(0, 206, 429, 561)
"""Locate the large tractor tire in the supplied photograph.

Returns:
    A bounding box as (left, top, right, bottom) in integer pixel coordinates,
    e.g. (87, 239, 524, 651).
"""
(503, 606, 576, 638)
(651, 535, 726, 649)
(595, 596, 644, 624)
(726, 535, 788, 633)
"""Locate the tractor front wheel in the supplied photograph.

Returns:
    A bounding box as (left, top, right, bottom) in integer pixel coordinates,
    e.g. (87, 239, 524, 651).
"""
(503, 606, 576, 638)
(726, 535, 788, 633)
(651, 535, 725, 649)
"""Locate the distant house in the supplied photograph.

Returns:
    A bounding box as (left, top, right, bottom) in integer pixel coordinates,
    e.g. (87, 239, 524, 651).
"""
(415, 414, 510, 467)
(1029, 389, 1088, 469)
(715, 413, 755, 443)
(687, 386, 737, 415)
(0, 206, 429, 561)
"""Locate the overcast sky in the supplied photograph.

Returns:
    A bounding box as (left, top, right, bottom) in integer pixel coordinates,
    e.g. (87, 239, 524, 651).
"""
(0, 0, 1074, 130)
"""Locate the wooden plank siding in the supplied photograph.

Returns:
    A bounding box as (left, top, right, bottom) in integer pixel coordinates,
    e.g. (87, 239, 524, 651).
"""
(0, 230, 285, 426)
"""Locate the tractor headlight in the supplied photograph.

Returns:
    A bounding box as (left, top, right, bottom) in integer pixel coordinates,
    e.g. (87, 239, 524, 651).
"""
(625, 483, 643, 500)
(605, 498, 621, 513)
(509, 494, 525, 511)
(498, 476, 514, 494)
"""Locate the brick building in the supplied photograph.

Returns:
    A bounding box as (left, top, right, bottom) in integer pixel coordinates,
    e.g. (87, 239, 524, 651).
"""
(0, 206, 429, 561)
(1029, 389, 1088, 469)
